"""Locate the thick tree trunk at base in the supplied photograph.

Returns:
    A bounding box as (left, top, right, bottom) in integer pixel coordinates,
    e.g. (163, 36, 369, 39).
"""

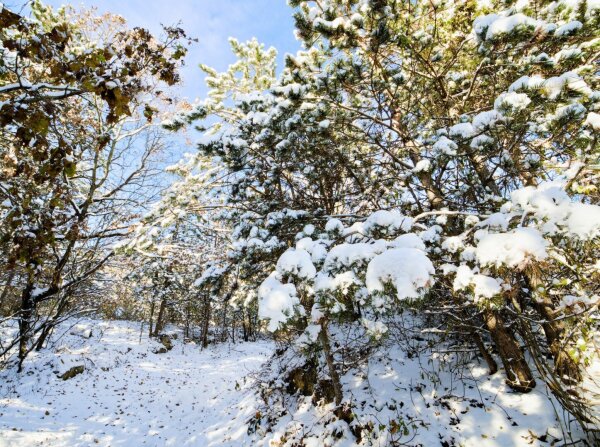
(485, 309, 535, 392)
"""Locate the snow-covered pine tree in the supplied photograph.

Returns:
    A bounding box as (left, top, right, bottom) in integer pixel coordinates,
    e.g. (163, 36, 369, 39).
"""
(167, 0, 599, 438)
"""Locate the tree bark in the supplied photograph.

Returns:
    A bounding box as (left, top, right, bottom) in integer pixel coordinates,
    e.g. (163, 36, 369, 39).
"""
(242, 308, 249, 342)
(148, 300, 155, 337)
(35, 323, 54, 352)
(522, 273, 582, 383)
(201, 294, 211, 349)
(533, 299, 581, 383)
(221, 304, 228, 342)
(152, 297, 167, 336)
(484, 309, 535, 392)
(0, 271, 16, 311)
(35, 295, 69, 351)
(472, 331, 498, 375)
(232, 313, 236, 344)
(319, 321, 343, 406)
(18, 282, 35, 372)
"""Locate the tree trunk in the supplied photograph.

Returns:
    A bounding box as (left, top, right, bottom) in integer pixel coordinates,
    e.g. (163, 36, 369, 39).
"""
(152, 297, 167, 337)
(533, 300, 582, 383)
(148, 300, 155, 337)
(484, 309, 535, 392)
(472, 331, 498, 375)
(319, 321, 343, 406)
(201, 294, 211, 349)
(35, 295, 69, 351)
(232, 312, 236, 344)
(18, 282, 35, 372)
(35, 323, 53, 352)
(451, 290, 498, 375)
(221, 304, 228, 342)
(184, 302, 190, 339)
(522, 273, 581, 383)
(242, 308, 249, 342)
(0, 271, 16, 311)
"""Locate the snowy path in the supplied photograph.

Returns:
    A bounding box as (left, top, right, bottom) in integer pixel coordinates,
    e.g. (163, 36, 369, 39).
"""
(0, 320, 273, 447)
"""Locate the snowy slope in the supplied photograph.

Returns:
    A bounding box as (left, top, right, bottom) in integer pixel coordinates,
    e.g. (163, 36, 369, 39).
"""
(0, 320, 272, 447)
(252, 343, 588, 446)
(242, 316, 591, 447)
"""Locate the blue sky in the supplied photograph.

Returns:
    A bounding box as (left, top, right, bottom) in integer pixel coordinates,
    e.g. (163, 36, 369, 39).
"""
(38, 0, 301, 100)
(10, 0, 301, 167)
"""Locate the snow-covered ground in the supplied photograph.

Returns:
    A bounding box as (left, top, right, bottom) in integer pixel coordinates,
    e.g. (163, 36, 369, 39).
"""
(0, 320, 272, 447)
(0, 319, 592, 446)
(255, 341, 588, 446)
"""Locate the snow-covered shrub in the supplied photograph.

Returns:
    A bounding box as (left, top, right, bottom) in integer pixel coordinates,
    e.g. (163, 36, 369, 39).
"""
(259, 212, 435, 340)
(440, 184, 599, 417)
(255, 210, 437, 416)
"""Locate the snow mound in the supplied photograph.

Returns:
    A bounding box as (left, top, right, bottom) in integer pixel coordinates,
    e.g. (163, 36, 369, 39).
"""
(365, 247, 435, 300)
(258, 272, 300, 332)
